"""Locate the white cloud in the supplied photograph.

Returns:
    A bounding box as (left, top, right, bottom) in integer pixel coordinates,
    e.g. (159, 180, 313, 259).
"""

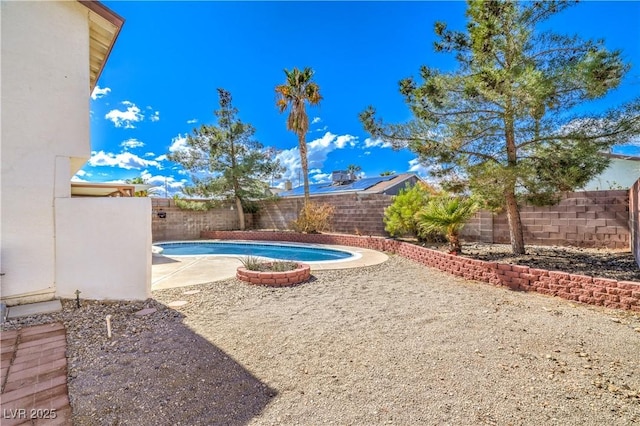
(408, 158, 431, 177)
(311, 117, 322, 124)
(145, 106, 160, 122)
(187, 118, 198, 124)
(155, 154, 167, 162)
(105, 101, 144, 128)
(311, 172, 332, 183)
(88, 150, 161, 170)
(144, 152, 156, 157)
(169, 134, 188, 153)
(120, 138, 145, 150)
(71, 169, 90, 182)
(274, 132, 359, 186)
(91, 86, 111, 100)
(364, 137, 393, 149)
(315, 125, 328, 132)
(619, 138, 640, 148)
(307, 132, 357, 162)
(139, 170, 187, 197)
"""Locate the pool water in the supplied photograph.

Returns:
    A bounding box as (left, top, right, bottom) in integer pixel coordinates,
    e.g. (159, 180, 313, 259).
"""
(155, 241, 354, 262)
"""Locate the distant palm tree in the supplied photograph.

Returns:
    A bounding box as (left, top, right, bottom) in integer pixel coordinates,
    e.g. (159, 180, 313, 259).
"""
(380, 170, 395, 176)
(346, 164, 361, 179)
(275, 67, 322, 204)
(415, 195, 479, 254)
(125, 176, 156, 197)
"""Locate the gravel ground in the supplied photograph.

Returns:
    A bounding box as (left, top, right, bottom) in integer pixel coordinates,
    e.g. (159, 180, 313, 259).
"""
(3, 255, 639, 425)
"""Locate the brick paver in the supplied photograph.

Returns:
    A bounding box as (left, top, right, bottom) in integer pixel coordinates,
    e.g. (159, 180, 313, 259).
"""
(1, 323, 72, 425)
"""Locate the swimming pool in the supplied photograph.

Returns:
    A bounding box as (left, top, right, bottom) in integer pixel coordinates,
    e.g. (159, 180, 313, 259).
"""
(154, 241, 356, 262)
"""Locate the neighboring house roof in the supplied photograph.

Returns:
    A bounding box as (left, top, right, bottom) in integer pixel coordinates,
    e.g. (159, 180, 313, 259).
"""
(278, 173, 422, 197)
(71, 182, 151, 197)
(602, 152, 640, 162)
(78, 1, 124, 91)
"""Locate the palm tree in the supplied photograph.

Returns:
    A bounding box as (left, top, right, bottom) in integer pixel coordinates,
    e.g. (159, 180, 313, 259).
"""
(415, 194, 480, 254)
(275, 67, 322, 204)
(346, 164, 361, 179)
(125, 176, 156, 197)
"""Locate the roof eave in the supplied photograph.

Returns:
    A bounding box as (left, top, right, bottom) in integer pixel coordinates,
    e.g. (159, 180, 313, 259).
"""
(78, 0, 124, 92)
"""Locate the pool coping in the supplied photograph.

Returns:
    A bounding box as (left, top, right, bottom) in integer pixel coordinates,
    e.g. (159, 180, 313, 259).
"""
(152, 239, 362, 265)
(151, 241, 389, 291)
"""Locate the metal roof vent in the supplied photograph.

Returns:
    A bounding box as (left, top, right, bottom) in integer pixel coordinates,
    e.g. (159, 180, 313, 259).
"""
(331, 170, 355, 185)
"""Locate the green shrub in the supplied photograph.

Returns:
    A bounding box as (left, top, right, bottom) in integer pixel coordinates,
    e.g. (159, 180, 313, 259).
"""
(173, 196, 221, 211)
(415, 194, 480, 253)
(291, 202, 335, 233)
(242, 200, 261, 214)
(238, 255, 263, 271)
(384, 183, 440, 242)
(238, 256, 298, 272)
(268, 261, 299, 272)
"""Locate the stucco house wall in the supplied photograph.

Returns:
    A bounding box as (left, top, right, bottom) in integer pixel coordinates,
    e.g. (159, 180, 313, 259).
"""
(1, 1, 91, 303)
(583, 156, 640, 190)
(55, 198, 151, 300)
(1, 1, 150, 305)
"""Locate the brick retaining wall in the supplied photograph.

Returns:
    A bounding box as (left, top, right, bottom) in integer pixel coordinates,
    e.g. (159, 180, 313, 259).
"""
(201, 230, 640, 312)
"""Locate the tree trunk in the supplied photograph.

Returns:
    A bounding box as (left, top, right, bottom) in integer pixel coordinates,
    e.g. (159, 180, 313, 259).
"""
(504, 189, 525, 254)
(503, 87, 524, 254)
(448, 232, 461, 254)
(236, 196, 245, 230)
(298, 134, 310, 206)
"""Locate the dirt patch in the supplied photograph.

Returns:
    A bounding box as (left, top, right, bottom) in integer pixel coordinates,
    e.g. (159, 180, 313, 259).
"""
(419, 241, 640, 282)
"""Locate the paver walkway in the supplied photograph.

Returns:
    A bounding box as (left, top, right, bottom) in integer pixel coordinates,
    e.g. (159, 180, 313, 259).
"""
(1, 322, 72, 425)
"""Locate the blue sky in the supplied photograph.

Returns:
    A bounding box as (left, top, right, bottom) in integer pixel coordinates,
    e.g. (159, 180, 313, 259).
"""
(81, 1, 640, 197)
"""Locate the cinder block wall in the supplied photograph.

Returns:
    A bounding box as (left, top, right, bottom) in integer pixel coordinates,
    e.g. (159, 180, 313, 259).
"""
(480, 190, 629, 249)
(152, 190, 631, 249)
(256, 193, 391, 235)
(151, 198, 252, 242)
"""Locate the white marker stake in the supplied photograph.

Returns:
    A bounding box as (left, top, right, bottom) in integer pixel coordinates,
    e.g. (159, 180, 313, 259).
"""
(106, 315, 112, 338)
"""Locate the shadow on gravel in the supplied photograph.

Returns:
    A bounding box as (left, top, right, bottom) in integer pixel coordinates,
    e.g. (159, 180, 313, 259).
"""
(70, 303, 277, 425)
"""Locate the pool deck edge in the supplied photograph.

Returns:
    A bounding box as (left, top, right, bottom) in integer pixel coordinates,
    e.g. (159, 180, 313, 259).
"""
(151, 243, 388, 291)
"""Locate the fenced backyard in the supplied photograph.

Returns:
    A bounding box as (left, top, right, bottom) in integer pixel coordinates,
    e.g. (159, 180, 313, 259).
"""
(152, 188, 633, 251)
